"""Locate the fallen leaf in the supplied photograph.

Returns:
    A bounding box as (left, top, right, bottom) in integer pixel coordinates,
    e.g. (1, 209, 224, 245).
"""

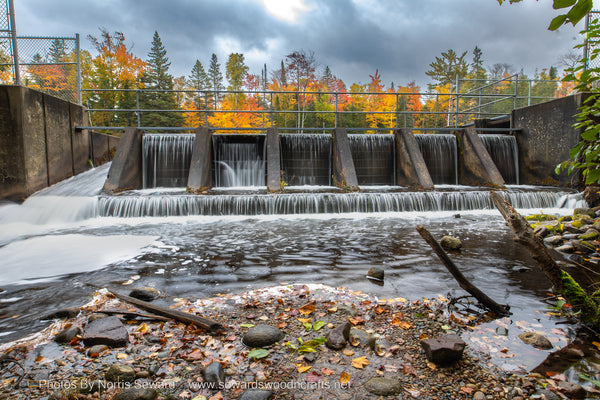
(248, 349, 269, 359)
(348, 316, 365, 325)
(402, 364, 417, 376)
(277, 322, 288, 329)
(305, 372, 322, 383)
(374, 306, 387, 314)
(187, 349, 204, 360)
(116, 352, 128, 359)
(313, 321, 325, 331)
(426, 361, 437, 370)
(339, 372, 350, 384)
(342, 349, 355, 356)
(327, 306, 338, 313)
(321, 367, 335, 376)
(418, 333, 428, 341)
(461, 387, 474, 395)
(351, 356, 370, 369)
(297, 317, 312, 324)
(296, 363, 312, 373)
(299, 303, 315, 315)
(393, 320, 412, 330)
(137, 323, 150, 334)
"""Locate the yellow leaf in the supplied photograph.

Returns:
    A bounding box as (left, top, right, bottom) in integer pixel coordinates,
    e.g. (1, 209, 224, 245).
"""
(351, 356, 370, 369)
(296, 363, 312, 373)
(299, 303, 315, 315)
(297, 318, 312, 324)
(327, 306, 338, 313)
(136, 323, 150, 333)
(342, 349, 355, 356)
(593, 341, 600, 351)
(116, 352, 128, 359)
(339, 372, 350, 384)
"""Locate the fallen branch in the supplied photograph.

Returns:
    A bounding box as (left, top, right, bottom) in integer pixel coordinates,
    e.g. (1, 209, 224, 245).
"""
(490, 191, 599, 327)
(105, 289, 223, 334)
(97, 309, 171, 322)
(416, 225, 510, 316)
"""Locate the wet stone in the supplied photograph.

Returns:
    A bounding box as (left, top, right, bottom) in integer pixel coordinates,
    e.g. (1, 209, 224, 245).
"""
(555, 244, 575, 253)
(242, 324, 285, 347)
(113, 388, 158, 400)
(87, 344, 108, 357)
(83, 315, 129, 347)
(495, 326, 508, 336)
(574, 207, 596, 219)
(473, 391, 486, 400)
(558, 381, 587, 399)
(518, 332, 553, 350)
(203, 361, 225, 387)
(543, 235, 563, 246)
(365, 376, 402, 396)
(440, 235, 462, 250)
(129, 287, 160, 302)
(43, 307, 80, 320)
(420, 334, 466, 364)
(366, 266, 384, 282)
(533, 225, 549, 238)
(533, 389, 561, 400)
(87, 313, 109, 323)
(349, 328, 376, 349)
(325, 321, 351, 350)
(239, 389, 274, 400)
(105, 364, 136, 383)
(54, 326, 81, 344)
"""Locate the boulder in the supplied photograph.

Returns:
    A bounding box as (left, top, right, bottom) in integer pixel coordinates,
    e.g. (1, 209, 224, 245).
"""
(83, 316, 129, 347)
(518, 332, 553, 350)
(105, 364, 135, 383)
(543, 235, 563, 246)
(54, 326, 81, 344)
(420, 334, 466, 364)
(574, 207, 596, 219)
(129, 287, 160, 302)
(440, 235, 462, 250)
(366, 266, 384, 282)
(583, 186, 600, 208)
(203, 361, 225, 388)
(239, 389, 274, 400)
(325, 321, 351, 350)
(112, 388, 158, 400)
(242, 324, 284, 348)
(533, 226, 550, 238)
(555, 244, 575, 254)
(365, 377, 402, 396)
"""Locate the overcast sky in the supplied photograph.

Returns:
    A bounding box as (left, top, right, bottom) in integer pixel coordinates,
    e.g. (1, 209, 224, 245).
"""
(13, 0, 595, 89)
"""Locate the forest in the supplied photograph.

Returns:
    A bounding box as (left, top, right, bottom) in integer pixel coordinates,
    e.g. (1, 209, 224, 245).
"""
(9, 29, 575, 132)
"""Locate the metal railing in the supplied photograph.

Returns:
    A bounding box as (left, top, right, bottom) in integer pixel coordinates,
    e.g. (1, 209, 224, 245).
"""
(82, 74, 570, 133)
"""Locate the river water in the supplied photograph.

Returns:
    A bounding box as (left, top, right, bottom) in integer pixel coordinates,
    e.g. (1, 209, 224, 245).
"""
(0, 164, 597, 386)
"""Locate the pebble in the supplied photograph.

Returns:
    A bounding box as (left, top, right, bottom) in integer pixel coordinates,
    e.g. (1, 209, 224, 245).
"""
(203, 360, 225, 387)
(112, 388, 158, 400)
(54, 326, 81, 344)
(239, 389, 274, 400)
(366, 266, 384, 281)
(105, 364, 136, 383)
(518, 332, 553, 350)
(325, 321, 351, 350)
(440, 235, 462, 250)
(128, 287, 160, 302)
(365, 377, 402, 396)
(83, 315, 130, 347)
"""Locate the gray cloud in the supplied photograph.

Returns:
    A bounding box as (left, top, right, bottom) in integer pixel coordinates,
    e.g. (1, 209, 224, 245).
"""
(14, 0, 586, 89)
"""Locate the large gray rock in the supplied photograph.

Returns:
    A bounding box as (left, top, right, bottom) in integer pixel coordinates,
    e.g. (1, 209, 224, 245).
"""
(420, 334, 466, 364)
(112, 388, 158, 400)
(203, 361, 225, 388)
(83, 316, 129, 347)
(105, 364, 135, 383)
(518, 332, 553, 350)
(325, 321, 351, 350)
(365, 377, 402, 396)
(242, 324, 284, 347)
(129, 287, 159, 302)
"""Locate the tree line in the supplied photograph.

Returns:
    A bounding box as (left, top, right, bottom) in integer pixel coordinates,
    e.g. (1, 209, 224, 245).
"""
(13, 28, 574, 132)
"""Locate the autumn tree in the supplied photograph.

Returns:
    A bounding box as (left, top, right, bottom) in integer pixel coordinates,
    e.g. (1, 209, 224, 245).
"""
(425, 49, 468, 90)
(225, 52, 249, 108)
(139, 31, 184, 127)
(208, 53, 224, 110)
(286, 50, 316, 130)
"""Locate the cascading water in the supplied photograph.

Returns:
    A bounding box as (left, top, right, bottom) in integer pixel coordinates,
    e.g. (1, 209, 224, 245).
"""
(480, 134, 519, 184)
(348, 134, 395, 186)
(212, 135, 266, 187)
(142, 134, 195, 188)
(280, 133, 332, 186)
(415, 134, 458, 184)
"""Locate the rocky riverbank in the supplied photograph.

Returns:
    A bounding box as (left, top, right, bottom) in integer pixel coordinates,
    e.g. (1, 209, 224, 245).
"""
(0, 282, 596, 400)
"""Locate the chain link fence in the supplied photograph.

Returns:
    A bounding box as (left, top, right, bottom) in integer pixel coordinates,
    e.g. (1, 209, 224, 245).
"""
(585, 10, 600, 72)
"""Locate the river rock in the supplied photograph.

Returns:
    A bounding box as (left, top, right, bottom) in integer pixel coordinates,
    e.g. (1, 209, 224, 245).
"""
(203, 361, 225, 387)
(106, 364, 136, 383)
(543, 235, 563, 246)
(563, 223, 584, 234)
(242, 324, 284, 347)
(574, 207, 596, 219)
(350, 328, 376, 349)
(87, 344, 109, 357)
(325, 321, 351, 350)
(533, 389, 561, 400)
(420, 334, 466, 364)
(473, 391, 486, 400)
(113, 388, 158, 400)
(533, 225, 550, 238)
(579, 228, 600, 240)
(366, 266, 384, 282)
(555, 243, 575, 253)
(495, 326, 508, 336)
(239, 389, 274, 400)
(87, 313, 109, 323)
(365, 377, 402, 396)
(54, 326, 81, 344)
(518, 332, 553, 350)
(440, 235, 462, 250)
(558, 381, 587, 399)
(43, 307, 79, 320)
(129, 287, 160, 302)
(583, 186, 600, 208)
(83, 316, 129, 347)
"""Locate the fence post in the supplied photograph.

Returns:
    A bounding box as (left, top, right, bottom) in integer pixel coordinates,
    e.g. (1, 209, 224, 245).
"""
(8, 0, 19, 85)
(76, 33, 82, 104)
(513, 74, 518, 110)
(334, 93, 338, 128)
(454, 75, 459, 127)
(136, 90, 141, 127)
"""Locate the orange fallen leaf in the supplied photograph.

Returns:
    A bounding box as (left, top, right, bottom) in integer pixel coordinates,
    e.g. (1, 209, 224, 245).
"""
(321, 367, 335, 376)
(342, 349, 355, 356)
(592, 341, 600, 351)
(136, 323, 150, 333)
(327, 306, 338, 313)
(339, 372, 350, 384)
(296, 363, 312, 373)
(351, 356, 370, 369)
(297, 317, 312, 324)
(187, 349, 204, 360)
(393, 320, 411, 330)
(418, 333, 428, 341)
(116, 352, 128, 359)
(348, 316, 365, 325)
(402, 363, 417, 376)
(299, 303, 315, 315)
(374, 306, 387, 314)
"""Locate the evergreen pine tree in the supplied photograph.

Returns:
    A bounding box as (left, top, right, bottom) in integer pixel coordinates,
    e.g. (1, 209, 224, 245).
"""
(139, 31, 184, 127)
(188, 60, 209, 109)
(471, 46, 486, 81)
(208, 53, 224, 110)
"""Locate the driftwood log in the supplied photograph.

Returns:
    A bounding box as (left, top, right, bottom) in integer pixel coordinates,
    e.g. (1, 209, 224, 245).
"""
(490, 191, 599, 327)
(105, 289, 223, 334)
(96, 309, 171, 322)
(416, 225, 510, 316)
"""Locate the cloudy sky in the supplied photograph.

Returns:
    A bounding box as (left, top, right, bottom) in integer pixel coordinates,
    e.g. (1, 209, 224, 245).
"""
(13, 0, 594, 89)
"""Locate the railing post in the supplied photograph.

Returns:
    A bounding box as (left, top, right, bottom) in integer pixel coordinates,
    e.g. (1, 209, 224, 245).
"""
(334, 93, 338, 128)
(454, 75, 459, 127)
(514, 73, 518, 110)
(528, 80, 531, 106)
(76, 33, 82, 104)
(136, 90, 141, 127)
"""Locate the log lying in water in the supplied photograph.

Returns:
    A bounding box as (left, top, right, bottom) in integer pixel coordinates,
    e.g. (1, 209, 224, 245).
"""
(416, 225, 510, 316)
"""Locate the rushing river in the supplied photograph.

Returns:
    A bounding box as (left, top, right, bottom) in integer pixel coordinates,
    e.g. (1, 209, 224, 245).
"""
(0, 163, 597, 388)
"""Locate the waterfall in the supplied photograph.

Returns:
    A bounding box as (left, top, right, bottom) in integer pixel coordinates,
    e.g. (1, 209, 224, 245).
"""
(98, 189, 571, 217)
(280, 134, 332, 186)
(480, 134, 519, 184)
(415, 134, 458, 184)
(348, 134, 395, 186)
(142, 134, 195, 188)
(212, 134, 266, 187)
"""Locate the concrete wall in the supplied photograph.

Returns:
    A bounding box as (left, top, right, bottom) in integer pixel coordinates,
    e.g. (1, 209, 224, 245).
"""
(0, 85, 118, 201)
(512, 93, 585, 186)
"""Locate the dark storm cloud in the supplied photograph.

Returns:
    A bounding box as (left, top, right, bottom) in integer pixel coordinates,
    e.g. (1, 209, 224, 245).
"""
(14, 0, 584, 88)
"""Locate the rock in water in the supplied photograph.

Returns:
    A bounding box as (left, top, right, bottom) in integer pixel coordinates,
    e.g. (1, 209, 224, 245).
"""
(440, 235, 462, 250)
(43, 307, 79, 320)
(366, 267, 384, 282)
(242, 324, 284, 347)
(420, 334, 466, 364)
(239, 389, 274, 400)
(365, 377, 402, 396)
(82, 316, 130, 347)
(129, 287, 160, 301)
(113, 388, 158, 400)
(54, 326, 81, 344)
(558, 381, 587, 399)
(518, 332, 553, 350)
(203, 361, 225, 388)
(325, 321, 351, 350)
(105, 364, 136, 383)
